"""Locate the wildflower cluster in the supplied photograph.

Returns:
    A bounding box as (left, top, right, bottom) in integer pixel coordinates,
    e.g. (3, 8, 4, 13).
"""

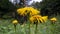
(17, 7, 57, 24)
(11, 7, 58, 34)
(17, 7, 49, 24)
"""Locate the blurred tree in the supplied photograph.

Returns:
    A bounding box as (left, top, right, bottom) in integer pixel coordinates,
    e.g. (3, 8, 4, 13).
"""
(40, 0, 60, 16)
(0, 0, 26, 19)
(32, 0, 60, 16)
(0, 0, 16, 18)
(19, 0, 25, 5)
(32, 2, 41, 10)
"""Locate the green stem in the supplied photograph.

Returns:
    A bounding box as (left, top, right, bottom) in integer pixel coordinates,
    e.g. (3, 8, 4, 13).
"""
(29, 23, 30, 34)
(14, 24, 17, 34)
(35, 23, 38, 34)
(24, 23, 27, 34)
(51, 22, 56, 34)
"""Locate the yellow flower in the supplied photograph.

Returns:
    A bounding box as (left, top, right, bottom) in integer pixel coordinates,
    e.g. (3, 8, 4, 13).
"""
(30, 15, 48, 24)
(42, 16, 48, 22)
(12, 20, 18, 24)
(29, 15, 44, 24)
(17, 7, 40, 16)
(50, 17, 57, 22)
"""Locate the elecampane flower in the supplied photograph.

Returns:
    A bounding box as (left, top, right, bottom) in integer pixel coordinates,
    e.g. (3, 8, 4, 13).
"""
(12, 20, 18, 24)
(42, 16, 48, 22)
(17, 7, 40, 16)
(50, 17, 57, 22)
(29, 15, 43, 23)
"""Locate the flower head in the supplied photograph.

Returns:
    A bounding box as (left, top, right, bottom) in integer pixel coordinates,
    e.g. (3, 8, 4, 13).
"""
(30, 15, 48, 24)
(17, 7, 40, 16)
(42, 16, 48, 22)
(29, 15, 44, 24)
(12, 20, 18, 24)
(50, 17, 57, 23)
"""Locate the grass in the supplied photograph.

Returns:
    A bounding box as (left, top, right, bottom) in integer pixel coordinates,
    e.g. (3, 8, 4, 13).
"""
(0, 17, 60, 34)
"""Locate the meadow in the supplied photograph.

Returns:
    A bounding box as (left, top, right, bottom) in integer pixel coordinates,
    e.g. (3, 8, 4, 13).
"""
(0, 15, 60, 34)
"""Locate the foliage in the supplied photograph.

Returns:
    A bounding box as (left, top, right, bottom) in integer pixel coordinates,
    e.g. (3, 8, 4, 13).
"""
(32, 0, 60, 16)
(0, 17, 60, 34)
(0, 0, 25, 19)
(0, 0, 16, 18)
(40, 0, 60, 16)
